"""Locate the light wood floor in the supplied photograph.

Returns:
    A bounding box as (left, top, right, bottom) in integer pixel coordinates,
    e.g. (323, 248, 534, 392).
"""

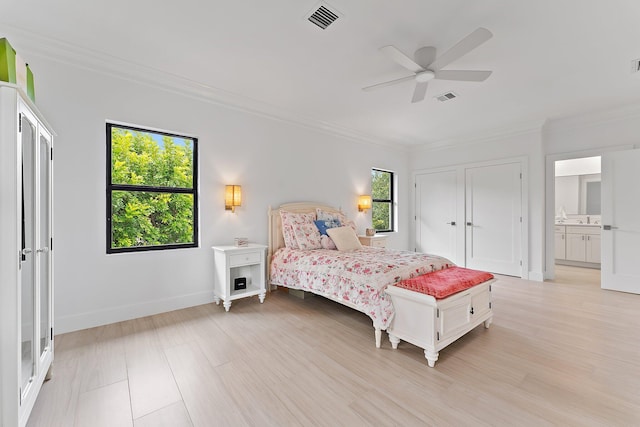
(28, 275, 640, 426)
(553, 264, 601, 286)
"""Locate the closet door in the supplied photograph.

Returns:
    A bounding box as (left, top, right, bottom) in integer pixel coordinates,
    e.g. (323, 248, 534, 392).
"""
(465, 162, 522, 276)
(415, 169, 461, 264)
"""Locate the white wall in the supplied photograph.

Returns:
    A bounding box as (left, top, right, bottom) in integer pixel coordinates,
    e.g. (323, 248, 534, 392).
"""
(24, 54, 411, 333)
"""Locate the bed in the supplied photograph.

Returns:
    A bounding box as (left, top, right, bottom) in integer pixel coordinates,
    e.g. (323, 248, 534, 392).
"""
(268, 202, 494, 366)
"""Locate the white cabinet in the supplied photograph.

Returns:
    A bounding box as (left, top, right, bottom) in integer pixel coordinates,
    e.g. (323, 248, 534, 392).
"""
(554, 225, 566, 260)
(565, 226, 601, 264)
(358, 235, 387, 248)
(212, 244, 267, 311)
(0, 83, 54, 427)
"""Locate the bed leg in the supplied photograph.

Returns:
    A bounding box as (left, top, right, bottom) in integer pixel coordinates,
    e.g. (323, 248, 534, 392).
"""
(375, 328, 382, 348)
(484, 317, 493, 329)
(424, 349, 439, 368)
(388, 333, 400, 350)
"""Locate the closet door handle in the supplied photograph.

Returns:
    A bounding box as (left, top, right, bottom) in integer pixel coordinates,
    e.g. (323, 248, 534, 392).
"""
(446, 221, 456, 226)
(466, 222, 473, 226)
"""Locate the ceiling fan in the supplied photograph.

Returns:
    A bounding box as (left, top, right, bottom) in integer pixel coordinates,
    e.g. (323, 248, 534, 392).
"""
(363, 27, 493, 103)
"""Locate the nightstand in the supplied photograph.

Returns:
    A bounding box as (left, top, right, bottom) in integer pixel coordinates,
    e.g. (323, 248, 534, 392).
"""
(358, 235, 388, 248)
(211, 244, 267, 311)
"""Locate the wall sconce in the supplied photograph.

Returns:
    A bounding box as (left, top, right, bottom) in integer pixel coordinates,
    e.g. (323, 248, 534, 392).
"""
(358, 195, 372, 212)
(225, 185, 242, 213)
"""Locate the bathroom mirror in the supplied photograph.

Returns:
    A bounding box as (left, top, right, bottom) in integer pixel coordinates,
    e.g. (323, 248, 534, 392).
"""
(555, 173, 601, 215)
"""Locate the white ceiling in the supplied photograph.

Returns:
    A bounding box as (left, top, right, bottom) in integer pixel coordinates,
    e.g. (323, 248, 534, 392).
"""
(3, 0, 640, 147)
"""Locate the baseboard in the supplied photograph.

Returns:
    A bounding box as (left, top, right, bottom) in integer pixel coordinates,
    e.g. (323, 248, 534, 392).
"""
(528, 271, 545, 282)
(56, 291, 216, 335)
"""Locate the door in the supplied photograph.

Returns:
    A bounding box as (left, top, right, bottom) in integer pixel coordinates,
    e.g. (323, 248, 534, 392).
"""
(586, 234, 601, 264)
(465, 163, 522, 276)
(601, 149, 640, 293)
(415, 170, 459, 263)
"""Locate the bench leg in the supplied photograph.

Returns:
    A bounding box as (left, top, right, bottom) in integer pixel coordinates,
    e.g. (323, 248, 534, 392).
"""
(424, 349, 439, 367)
(484, 317, 493, 329)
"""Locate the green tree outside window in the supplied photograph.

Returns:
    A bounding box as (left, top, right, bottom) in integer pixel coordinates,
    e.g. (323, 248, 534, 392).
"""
(107, 124, 198, 252)
(372, 169, 394, 231)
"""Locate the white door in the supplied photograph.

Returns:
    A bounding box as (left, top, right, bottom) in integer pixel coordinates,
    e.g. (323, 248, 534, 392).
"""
(601, 149, 640, 294)
(415, 170, 459, 263)
(465, 163, 522, 276)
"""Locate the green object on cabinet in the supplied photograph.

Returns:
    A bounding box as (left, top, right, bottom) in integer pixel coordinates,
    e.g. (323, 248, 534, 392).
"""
(0, 38, 17, 84)
(26, 64, 35, 102)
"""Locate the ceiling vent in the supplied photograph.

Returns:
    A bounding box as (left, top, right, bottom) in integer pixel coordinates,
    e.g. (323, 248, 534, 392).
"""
(435, 92, 458, 102)
(305, 2, 341, 30)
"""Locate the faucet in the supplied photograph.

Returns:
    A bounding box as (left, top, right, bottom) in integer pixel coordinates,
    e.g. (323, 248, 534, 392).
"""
(587, 216, 590, 224)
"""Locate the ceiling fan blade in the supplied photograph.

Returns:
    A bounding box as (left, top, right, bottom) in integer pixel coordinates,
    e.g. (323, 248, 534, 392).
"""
(411, 81, 428, 103)
(434, 70, 492, 82)
(429, 27, 493, 71)
(380, 45, 424, 73)
(362, 75, 416, 92)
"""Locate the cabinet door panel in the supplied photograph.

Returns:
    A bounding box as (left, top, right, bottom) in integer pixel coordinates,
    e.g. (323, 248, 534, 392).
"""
(565, 234, 586, 262)
(586, 235, 601, 263)
(554, 232, 566, 260)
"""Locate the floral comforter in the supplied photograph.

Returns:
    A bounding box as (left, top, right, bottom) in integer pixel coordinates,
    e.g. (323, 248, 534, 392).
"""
(270, 247, 453, 329)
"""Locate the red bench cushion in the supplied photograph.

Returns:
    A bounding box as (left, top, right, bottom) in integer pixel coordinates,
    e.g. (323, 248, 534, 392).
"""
(393, 266, 494, 299)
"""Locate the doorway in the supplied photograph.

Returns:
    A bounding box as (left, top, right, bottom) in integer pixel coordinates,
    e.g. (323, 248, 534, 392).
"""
(553, 156, 601, 285)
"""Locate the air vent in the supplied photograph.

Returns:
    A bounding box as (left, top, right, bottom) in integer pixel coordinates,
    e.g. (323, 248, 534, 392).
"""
(435, 92, 458, 102)
(306, 2, 341, 30)
(632, 58, 640, 73)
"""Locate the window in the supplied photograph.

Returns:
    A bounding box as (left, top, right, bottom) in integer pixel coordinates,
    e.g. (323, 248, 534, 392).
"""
(106, 123, 198, 253)
(371, 168, 394, 232)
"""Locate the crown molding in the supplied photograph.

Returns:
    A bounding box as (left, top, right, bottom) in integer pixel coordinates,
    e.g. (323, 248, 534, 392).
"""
(411, 119, 545, 153)
(4, 25, 411, 152)
(542, 102, 640, 135)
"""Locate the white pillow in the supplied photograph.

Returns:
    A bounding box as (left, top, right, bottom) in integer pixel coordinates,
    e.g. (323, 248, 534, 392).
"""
(326, 226, 363, 251)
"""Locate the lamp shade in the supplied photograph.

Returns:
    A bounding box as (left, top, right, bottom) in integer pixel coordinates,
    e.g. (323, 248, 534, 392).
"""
(358, 195, 372, 212)
(225, 185, 242, 212)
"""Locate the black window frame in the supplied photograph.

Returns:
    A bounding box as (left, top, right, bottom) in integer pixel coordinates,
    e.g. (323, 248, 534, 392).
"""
(106, 123, 199, 254)
(372, 168, 395, 233)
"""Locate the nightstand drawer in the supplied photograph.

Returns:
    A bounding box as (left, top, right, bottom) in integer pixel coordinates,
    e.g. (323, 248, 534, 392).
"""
(229, 252, 261, 267)
(370, 239, 386, 248)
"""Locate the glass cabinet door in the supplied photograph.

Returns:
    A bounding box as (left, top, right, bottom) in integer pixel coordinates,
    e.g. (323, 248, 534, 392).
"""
(20, 112, 36, 397)
(38, 133, 52, 359)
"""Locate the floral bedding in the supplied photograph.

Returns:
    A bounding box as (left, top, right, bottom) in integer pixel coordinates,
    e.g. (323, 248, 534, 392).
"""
(270, 247, 453, 329)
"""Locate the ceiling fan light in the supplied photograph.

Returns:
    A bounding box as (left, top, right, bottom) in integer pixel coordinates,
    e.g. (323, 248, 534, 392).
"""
(415, 70, 435, 83)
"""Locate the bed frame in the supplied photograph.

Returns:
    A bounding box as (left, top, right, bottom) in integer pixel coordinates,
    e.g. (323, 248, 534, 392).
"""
(268, 202, 386, 347)
(268, 202, 493, 365)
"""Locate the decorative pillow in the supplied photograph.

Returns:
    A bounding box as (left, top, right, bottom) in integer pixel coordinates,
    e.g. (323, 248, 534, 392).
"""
(316, 208, 356, 232)
(280, 210, 316, 249)
(293, 223, 323, 250)
(326, 226, 363, 251)
(320, 234, 337, 250)
(314, 219, 341, 236)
